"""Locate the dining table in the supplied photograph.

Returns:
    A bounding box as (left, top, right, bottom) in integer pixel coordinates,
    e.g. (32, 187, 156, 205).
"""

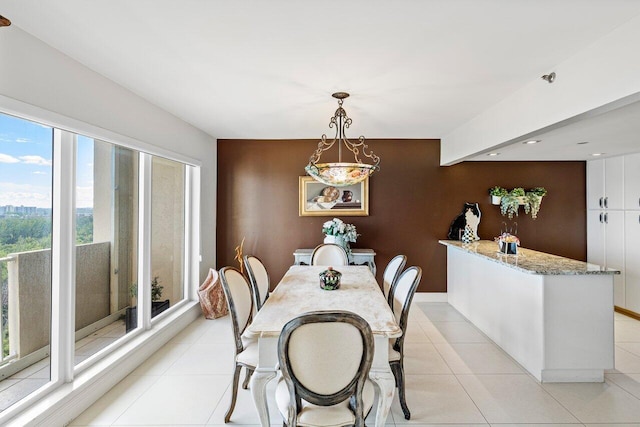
(245, 265, 402, 427)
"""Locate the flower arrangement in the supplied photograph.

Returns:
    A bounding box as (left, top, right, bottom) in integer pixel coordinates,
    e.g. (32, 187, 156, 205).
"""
(494, 232, 520, 245)
(322, 218, 359, 244)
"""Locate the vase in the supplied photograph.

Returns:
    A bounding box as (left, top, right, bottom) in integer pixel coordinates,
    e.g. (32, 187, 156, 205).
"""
(498, 241, 518, 255)
(324, 234, 345, 247)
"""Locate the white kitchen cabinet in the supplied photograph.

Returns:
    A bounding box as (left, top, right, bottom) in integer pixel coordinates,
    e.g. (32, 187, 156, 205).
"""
(587, 154, 640, 313)
(625, 211, 640, 313)
(587, 210, 606, 266)
(587, 157, 624, 210)
(587, 159, 605, 210)
(624, 153, 640, 210)
(587, 210, 625, 307)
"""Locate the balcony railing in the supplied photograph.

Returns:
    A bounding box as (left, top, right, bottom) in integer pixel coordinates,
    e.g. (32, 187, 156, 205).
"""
(0, 255, 17, 366)
(0, 242, 111, 370)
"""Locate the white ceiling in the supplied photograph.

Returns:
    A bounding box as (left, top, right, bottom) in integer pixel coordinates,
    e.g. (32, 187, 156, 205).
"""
(2, 0, 640, 160)
(467, 96, 640, 161)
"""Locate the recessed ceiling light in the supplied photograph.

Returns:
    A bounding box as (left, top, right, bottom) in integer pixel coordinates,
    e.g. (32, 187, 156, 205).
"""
(591, 153, 605, 156)
(487, 153, 500, 157)
(523, 140, 540, 145)
(577, 141, 590, 145)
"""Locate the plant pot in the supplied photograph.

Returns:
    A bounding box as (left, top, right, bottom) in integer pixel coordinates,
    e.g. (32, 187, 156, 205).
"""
(491, 195, 501, 205)
(324, 234, 345, 247)
(125, 300, 171, 332)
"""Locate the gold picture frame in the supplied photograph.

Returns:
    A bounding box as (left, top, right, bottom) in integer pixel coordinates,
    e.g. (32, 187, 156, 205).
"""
(299, 176, 369, 216)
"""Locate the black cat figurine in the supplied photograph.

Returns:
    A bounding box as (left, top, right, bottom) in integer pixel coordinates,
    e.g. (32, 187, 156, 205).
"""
(447, 202, 481, 241)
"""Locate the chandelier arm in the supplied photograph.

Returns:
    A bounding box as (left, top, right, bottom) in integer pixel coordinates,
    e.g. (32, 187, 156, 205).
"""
(339, 135, 380, 167)
(309, 134, 338, 164)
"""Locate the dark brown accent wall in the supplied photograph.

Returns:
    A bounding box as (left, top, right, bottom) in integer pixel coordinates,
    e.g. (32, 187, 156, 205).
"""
(217, 139, 586, 292)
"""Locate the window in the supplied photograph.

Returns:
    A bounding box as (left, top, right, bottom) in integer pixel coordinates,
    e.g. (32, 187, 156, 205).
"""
(0, 109, 199, 416)
(0, 113, 53, 411)
(74, 137, 139, 366)
(150, 157, 186, 319)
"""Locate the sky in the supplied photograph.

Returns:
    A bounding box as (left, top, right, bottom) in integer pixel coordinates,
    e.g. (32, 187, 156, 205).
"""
(0, 112, 94, 209)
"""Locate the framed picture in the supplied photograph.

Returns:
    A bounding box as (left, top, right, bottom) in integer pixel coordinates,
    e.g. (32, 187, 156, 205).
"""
(299, 176, 369, 216)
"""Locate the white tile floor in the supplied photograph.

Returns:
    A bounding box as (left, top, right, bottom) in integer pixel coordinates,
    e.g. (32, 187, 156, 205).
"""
(70, 303, 640, 427)
(0, 319, 127, 412)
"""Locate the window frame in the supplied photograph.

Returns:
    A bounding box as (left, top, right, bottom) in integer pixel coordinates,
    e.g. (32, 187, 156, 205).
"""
(0, 95, 202, 423)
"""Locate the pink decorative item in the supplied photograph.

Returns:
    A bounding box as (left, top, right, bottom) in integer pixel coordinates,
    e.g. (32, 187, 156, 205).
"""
(198, 268, 228, 319)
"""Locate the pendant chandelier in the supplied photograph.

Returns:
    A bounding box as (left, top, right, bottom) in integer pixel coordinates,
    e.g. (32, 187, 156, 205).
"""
(305, 92, 380, 187)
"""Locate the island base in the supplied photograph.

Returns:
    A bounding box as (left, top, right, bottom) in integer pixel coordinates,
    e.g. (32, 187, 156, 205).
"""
(444, 244, 614, 382)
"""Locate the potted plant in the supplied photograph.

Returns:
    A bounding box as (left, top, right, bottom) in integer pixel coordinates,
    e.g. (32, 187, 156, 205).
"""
(125, 276, 170, 332)
(523, 187, 547, 219)
(500, 188, 525, 219)
(488, 186, 508, 205)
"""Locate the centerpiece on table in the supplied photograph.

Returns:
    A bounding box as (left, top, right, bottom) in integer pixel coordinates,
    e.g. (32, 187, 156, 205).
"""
(319, 266, 342, 290)
(495, 232, 520, 255)
(322, 218, 359, 256)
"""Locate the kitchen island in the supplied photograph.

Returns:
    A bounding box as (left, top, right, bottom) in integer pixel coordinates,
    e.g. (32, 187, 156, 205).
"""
(439, 240, 619, 382)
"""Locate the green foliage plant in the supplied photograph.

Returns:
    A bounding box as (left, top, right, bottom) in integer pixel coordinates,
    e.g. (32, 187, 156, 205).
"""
(488, 186, 508, 197)
(510, 187, 526, 197)
(130, 275, 164, 302)
(524, 187, 546, 219)
(498, 187, 547, 220)
(500, 193, 520, 219)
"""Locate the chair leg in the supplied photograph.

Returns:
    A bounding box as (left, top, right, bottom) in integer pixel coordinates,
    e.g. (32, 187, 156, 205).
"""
(225, 364, 242, 423)
(390, 361, 400, 387)
(396, 360, 411, 420)
(242, 367, 254, 389)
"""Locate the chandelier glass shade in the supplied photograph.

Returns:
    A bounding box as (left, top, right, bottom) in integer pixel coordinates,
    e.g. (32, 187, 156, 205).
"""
(305, 92, 380, 187)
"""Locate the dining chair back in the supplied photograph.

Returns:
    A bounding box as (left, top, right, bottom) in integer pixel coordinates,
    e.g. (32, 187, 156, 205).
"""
(383, 254, 407, 306)
(243, 255, 270, 313)
(219, 267, 258, 422)
(388, 266, 422, 420)
(276, 310, 374, 427)
(310, 243, 349, 266)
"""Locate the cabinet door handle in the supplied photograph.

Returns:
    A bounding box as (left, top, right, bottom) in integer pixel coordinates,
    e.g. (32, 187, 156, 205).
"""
(604, 197, 609, 208)
(599, 213, 603, 223)
(604, 213, 609, 224)
(599, 197, 603, 208)
(638, 214, 640, 224)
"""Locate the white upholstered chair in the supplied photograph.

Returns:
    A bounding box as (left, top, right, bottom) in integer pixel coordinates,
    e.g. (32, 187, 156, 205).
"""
(243, 254, 270, 313)
(275, 310, 375, 427)
(310, 243, 349, 266)
(382, 254, 407, 307)
(388, 266, 422, 420)
(219, 267, 259, 423)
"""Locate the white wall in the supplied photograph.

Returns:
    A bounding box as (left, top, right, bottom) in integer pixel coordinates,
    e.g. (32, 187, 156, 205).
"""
(441, 14, 640, 165)
(0, 26, 216, 282)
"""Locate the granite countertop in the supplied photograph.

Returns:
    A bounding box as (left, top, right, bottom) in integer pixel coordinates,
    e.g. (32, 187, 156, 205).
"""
(439, 240, 620, 275)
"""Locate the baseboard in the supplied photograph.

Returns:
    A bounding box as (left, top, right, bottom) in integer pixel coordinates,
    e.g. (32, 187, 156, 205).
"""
(4, 302, 202, 427)
(413, 292, 448, 302)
